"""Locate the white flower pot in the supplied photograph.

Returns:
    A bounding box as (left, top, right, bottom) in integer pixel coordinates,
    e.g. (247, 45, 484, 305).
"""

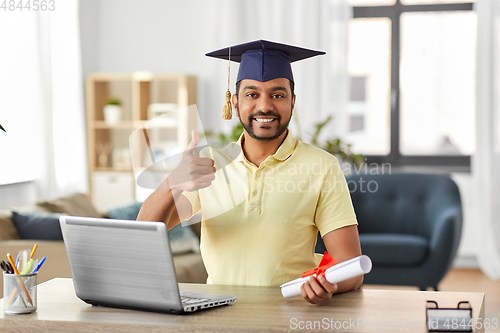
(104, 105, 121, 125)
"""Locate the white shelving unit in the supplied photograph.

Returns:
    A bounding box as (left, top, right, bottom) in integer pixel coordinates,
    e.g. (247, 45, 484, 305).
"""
(86, 72, 197, 212)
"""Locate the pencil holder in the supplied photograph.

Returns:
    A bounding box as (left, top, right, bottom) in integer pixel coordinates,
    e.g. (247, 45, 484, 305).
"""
(3, 272, 37, 314)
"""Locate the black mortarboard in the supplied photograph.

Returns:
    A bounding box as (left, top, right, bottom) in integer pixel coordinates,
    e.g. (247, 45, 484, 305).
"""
(206, 40, 326, 119)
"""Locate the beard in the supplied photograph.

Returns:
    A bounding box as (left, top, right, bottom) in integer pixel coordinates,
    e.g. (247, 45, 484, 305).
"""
(237, 107, 292, 142)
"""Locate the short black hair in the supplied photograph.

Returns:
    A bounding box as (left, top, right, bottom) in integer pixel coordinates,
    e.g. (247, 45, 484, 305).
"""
(235, 79, 295, 99)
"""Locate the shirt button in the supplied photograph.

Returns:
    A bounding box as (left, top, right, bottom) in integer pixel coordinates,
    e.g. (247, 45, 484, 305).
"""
(256, 173, 261, 177)
(253, 190, 258, 196)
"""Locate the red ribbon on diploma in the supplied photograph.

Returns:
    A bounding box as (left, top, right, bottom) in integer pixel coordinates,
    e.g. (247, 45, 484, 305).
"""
(301, 252, 338, 280)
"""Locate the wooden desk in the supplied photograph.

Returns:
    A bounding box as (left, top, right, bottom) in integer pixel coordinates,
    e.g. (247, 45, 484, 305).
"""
(0, 278, 485, 332)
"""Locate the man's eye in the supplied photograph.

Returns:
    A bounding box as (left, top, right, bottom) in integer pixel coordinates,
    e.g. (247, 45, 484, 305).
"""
(273, 94, 285, 98)
(246, 93, 257, 97)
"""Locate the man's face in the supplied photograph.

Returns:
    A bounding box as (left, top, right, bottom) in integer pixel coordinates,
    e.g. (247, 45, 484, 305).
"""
(232, 78, 296, 142)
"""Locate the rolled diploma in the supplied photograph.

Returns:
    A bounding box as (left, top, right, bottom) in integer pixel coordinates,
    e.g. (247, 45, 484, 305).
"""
(280, 255, 372, 298)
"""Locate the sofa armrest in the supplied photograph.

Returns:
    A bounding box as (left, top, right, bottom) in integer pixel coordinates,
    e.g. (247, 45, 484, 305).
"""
(428, 206, 462, 253)
(0, 210, 20, 241)
(422, 207, 462, 285)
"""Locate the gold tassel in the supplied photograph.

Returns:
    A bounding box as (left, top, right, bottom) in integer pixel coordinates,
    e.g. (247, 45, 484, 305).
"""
(223, 47, 232, 119)
(222, 90, 232, 119)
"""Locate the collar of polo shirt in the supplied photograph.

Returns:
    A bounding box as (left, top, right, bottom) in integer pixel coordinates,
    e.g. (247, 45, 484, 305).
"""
(234, 131, 296, 164)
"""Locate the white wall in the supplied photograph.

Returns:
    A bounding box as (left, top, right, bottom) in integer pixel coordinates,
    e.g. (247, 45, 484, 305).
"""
(0, 182, 39, 209)
(79, 0, 241, 134)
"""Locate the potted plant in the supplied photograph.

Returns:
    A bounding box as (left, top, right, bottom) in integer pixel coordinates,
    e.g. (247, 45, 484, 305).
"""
(307, 116, 364, 170)
(104, 97, 122, 125)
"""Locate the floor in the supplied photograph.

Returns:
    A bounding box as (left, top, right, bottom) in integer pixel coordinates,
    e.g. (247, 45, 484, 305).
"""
(362, 268, 500, 332)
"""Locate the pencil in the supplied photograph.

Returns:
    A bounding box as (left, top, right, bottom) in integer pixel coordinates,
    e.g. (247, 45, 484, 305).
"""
(30, 244, 38, 259)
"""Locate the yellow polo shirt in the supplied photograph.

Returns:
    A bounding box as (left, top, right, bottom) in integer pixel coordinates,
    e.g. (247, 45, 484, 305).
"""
(182, 133, 357, 287)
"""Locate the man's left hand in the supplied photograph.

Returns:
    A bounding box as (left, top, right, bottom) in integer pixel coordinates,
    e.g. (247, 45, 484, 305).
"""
(300, 275, 338, 304)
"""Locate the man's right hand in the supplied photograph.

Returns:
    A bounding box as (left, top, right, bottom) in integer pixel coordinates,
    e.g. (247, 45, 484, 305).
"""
(168, 130, 216, 192)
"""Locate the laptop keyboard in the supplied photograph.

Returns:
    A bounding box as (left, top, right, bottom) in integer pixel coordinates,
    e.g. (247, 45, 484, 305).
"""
(181, 296, 210, 305)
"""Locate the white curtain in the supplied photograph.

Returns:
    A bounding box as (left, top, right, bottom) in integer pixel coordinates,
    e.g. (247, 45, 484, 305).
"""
(0, 0, 87, 206)
(473, 0, 500, 279)
(211, 0, 351, 141)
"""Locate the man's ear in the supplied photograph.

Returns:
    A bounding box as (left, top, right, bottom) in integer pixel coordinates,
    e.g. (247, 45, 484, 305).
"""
(291, 94, 296, 111)
(232, 94, 239, 117)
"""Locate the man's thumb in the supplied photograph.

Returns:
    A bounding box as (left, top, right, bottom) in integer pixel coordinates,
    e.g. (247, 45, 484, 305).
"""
(185, 130, 199, 154)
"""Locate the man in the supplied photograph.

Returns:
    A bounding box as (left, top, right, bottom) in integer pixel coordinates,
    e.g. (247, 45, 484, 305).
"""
(138, 40, 363, 304)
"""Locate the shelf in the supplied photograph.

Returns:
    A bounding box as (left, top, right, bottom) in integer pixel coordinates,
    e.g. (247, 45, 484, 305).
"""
(93, 121, 136, 129)
(92, 121, 178, 129)
(86, 73, 197, 211)
(92, 167, 133, 172)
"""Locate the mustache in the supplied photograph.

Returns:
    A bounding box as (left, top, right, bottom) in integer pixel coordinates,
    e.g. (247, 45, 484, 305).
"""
(248, 111, 282, 122)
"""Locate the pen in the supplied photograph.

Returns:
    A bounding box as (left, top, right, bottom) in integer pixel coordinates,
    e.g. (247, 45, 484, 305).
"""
(33, 257, 46, 273)
(15, 254, 19, 270)
(7, 253, 33, 305)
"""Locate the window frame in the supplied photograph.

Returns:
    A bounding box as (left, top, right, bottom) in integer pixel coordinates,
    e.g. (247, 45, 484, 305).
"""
(352, 0, 474, 171)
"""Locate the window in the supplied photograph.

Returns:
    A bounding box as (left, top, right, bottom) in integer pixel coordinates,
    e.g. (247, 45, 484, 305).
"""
(345, 0, 475, 169)
(0, 12, 41, 185)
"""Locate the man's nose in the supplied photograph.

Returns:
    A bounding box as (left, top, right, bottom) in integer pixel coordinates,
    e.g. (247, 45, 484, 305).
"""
(256, 95, 274, 112)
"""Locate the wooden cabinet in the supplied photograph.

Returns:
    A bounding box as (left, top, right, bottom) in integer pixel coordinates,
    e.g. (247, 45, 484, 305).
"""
(86, 72, 197, 212)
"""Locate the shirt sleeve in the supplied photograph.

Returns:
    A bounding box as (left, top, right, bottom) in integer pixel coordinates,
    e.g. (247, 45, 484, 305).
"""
(181, 190, 201, 219)
(315, 159, 358, 237)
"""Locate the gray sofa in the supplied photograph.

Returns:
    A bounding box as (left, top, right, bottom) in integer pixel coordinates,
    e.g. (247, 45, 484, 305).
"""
(317, 173, 462, 291)
(0, 193, 207, 298)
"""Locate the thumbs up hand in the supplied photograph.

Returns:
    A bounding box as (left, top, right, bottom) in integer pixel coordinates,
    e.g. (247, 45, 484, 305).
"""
(168, 130, 216, 192)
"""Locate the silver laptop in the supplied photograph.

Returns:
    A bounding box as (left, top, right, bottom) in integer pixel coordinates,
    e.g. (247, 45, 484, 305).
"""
(59, 216, 236, 314)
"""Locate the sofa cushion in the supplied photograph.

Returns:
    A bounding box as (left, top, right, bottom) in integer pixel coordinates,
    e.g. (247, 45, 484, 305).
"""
(359, 233, 428, 266)
(37, 193, 102, 218)
(1, 202, 55, 241)
(11, 212, 64, 240)
(108, 201, 142, 220)
(108, 202, 200, 255)
(168, 224, 200, 254)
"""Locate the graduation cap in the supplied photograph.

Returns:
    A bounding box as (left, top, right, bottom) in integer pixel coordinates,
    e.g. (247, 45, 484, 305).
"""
(206, 40, 326, 119)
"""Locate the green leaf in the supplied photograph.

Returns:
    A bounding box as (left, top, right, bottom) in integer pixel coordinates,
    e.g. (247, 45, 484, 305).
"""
(230, 124, 244, 141)
(311, 116, 332, 146)
(106, 97, 122, 106)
